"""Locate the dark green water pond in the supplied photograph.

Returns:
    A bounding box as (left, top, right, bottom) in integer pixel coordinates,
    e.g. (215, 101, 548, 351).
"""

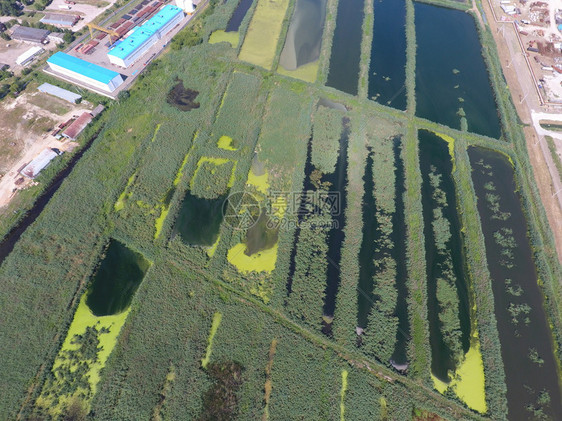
(368, 0, 407, 110)
(323, 117, 350, 318)
(469, 146, 562, 420)
(86, 240, 150, 317)
(357, 151, 377, 330)
(225, 0, 254, 32)
(415, 4, 501, 138)
(356, 139, 409, 366)
(326, 0, 364, 95)
(419, 130, 471, 382)
(173, 192, 226, 247)
(279, 0, 327, 71)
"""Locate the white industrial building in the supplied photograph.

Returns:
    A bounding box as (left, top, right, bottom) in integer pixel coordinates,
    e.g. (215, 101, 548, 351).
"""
(175, 0, 194, 13)
(47, 52, 124, 93)
(107, 4, 184, 68)
(16, 46, 44, 66)
(20, 149, 59, 179)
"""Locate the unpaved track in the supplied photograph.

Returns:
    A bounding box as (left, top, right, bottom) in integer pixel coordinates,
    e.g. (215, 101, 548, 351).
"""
(481, 0, 562, 265)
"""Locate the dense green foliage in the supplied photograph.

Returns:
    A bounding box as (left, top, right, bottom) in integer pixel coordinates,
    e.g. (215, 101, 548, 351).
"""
(0, 0, 561, 420)
(191, 160, 235, 199)
(0, 0, 22, 16)
(311, 106, 341, 173)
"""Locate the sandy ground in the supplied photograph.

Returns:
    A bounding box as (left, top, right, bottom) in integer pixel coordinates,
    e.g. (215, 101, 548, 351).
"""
(0, 91, 91, 208)
(480, 0, 562, 264)
(45, 0, 119, 31)
(0, 38, 59, 73)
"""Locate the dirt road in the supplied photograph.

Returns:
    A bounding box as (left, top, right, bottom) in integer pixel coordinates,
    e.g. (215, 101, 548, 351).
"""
(480, 0, 562, 264)
(0, 92, 90, 208)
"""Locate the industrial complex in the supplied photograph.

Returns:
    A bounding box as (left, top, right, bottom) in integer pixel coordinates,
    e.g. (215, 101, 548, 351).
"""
(107, 4, 184, 68)
(42, 1, 197, 97)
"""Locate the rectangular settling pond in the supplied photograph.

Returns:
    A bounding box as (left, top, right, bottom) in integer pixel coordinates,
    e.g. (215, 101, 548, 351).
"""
(172, 192, 226, 247)
(415, 3, 501, 138)
(278, 0, 327, 81)
(469, 147, 562, 419)
(326, 0, 364, 95)
(225, 0, 254, 32)
(419, 130, 471, 382)
(368, 0, 407, 110)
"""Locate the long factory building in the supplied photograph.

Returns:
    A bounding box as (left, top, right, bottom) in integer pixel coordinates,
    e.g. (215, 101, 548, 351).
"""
(107, 4, 184, 68)
(47, 52, 124, 93)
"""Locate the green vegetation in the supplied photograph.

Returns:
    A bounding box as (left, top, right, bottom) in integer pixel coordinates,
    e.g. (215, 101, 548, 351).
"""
(209, 29, 240, 47)
(311, 106, 342, 173)
(1, 0, 561, 420)
(239, 0, 291, 69)
(545, 136, 562, 184)
(202, 312, 223, 368)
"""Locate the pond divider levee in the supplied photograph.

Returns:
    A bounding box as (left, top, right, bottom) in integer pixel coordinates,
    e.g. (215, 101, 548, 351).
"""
(414, 3, 501, 138)
(469, 146, 562, 419)
(368, 0, 407, 110)
(325, 0, 365, 95)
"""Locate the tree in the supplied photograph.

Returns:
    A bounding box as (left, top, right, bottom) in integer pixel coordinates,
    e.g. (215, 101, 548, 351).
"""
(63, 30, 75, 44)
(117, 90, 130, 101)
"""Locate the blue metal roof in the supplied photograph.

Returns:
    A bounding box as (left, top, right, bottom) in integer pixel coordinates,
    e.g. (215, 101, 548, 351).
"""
(47, 52, 120, 84)
(108, 4, 183, 60)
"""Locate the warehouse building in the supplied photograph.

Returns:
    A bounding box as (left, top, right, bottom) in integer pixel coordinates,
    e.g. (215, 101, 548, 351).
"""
(62, 112, 93, 140)
(16, 46, 44, 66)
(40, 13, 79, 27)
(11, 26, 50, 44)
(20, 149, 59, 179)
(107, 4, 184, 68)
(47, 52, 124, 93)
(38, 82, 82, 103)
(48, 32, 65, 44)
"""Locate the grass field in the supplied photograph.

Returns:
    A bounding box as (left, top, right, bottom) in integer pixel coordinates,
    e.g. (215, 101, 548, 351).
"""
(209, 30, 240, 47)
(238, 0, 291, 69)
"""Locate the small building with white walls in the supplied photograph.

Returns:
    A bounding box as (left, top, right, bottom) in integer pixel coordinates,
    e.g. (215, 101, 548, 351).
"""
(16, 46, 44, 66)
(107, 4, 184, 68)
(47, 52, 124, 93)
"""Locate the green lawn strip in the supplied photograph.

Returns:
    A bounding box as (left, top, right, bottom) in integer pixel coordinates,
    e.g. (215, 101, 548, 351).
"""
(316, 0, 339, 85)
(545, 136, 562, 184)
(358, 0, 374, 99)
(202, 312, 223, 368)
(405, 0, 417, 115)
(403, 122, 431, 382)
